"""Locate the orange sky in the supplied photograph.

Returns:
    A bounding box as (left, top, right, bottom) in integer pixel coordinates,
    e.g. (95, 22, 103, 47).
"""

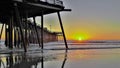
(36, 13, 120, 41)
(43, 0, 120, 41)
(1, 15, 120, 41)
(1, 0, 120, 41)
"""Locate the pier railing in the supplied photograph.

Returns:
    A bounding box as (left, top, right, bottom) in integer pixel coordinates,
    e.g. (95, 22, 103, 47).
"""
(24, 0, 63, 6)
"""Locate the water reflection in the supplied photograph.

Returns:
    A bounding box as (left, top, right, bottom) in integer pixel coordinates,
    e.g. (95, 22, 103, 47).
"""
(1, 53, 41, 68)
(1, 49, 120, 68)
(0, 51, 68, 68)
(61, 51, 67, 68)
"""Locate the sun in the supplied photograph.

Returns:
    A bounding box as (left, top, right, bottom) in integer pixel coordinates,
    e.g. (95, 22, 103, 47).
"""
(78, 37, 83, 41)
(74, 33, 89, 41)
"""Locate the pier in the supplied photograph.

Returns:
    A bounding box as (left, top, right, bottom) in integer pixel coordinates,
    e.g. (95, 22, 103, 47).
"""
(0, 0, 71, 52)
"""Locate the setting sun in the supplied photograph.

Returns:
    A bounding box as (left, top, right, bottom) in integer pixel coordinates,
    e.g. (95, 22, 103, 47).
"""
(73, 33, 90, 41)
(78, 37, 83, 41)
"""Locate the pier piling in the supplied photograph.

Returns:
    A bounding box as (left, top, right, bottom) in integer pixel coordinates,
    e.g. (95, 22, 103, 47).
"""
(33, 17, 41, 47)
(57, 12, 68, 50)
(41, 14, 44, 50)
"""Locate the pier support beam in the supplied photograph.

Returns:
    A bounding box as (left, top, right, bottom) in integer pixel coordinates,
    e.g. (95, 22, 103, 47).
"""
(14, 27, 17, 47)
(33, 17, 41, 47)
(25, 12, 29, 46)
(41, 14, 44, 49)
(5, 25, 8, 47)
(9, 15, 13, 49)
(14, 3, 27, 52)
(57, 12, 68, 50)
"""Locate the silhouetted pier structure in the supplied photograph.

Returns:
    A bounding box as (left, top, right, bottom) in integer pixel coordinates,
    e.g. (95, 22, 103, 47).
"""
(0, 0, 71, 52)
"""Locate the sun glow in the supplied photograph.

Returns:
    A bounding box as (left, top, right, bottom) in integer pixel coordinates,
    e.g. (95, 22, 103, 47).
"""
(73, 33, 90, 41)
(78, 37, 83, 41)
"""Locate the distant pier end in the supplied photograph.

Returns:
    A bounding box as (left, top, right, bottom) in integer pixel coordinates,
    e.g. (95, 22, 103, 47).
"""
(0, 0, 71, 52)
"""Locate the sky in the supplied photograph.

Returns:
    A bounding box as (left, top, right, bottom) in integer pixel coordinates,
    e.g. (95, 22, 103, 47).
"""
(1, 0, 120, 41)
(39, 0, 120, 40)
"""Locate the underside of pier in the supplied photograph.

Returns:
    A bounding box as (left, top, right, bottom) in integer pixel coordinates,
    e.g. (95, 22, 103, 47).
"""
(0, 0, 71, 52)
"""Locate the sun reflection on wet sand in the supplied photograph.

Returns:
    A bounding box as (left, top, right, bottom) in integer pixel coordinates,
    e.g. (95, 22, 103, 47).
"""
(1, 47, 120, 68)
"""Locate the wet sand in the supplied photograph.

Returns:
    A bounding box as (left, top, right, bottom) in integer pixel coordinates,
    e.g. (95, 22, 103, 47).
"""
(0, 42, 120, 68)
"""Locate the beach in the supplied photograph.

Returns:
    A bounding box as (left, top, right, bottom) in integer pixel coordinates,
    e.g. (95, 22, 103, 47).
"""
(0, 41, 120, 68)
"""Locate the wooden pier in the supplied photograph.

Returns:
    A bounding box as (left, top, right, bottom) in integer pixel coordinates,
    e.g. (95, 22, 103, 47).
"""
(0, 0, 71, 52)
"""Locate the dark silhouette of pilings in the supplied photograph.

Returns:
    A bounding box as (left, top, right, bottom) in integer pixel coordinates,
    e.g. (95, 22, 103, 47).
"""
(0, 0, 70, 52)
(2, 15, 59, 50)
(14, 3, 27, 52)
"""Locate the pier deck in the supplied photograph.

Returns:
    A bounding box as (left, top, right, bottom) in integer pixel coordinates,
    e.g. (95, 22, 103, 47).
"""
(0, 0, 64, 17)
